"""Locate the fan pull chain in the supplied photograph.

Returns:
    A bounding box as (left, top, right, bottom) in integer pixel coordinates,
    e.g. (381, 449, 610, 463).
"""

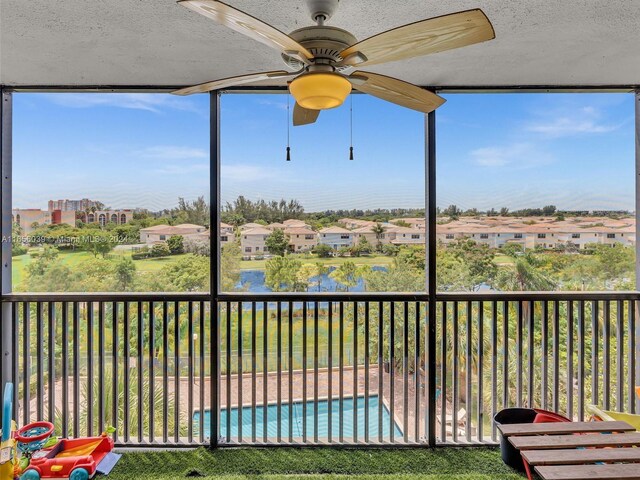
(286, 95, 291, 161)
(349, 95, 354, 160)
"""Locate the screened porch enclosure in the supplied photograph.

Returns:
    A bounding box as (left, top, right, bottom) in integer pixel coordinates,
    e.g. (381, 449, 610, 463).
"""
(1, 89, 640, 448)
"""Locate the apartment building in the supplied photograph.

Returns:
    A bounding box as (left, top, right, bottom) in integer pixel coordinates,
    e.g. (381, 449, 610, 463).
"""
(12, 208, 76, 234)
(79, 209, 133, 226)
(48, 198, 99, 212)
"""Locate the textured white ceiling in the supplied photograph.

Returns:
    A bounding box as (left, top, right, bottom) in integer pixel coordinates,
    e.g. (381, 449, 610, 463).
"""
(2, 0, 640, 87)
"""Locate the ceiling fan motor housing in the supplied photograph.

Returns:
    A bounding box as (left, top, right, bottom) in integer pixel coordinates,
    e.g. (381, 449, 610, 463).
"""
(307, 0, 339, 23)
(281, 25, 357, 71)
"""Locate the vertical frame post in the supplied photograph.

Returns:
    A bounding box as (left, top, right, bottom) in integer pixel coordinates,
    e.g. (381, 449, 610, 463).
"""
(635, 90, 640, 413)
(426, 109, 437, 446)
(209, 91, 221, 447)
(0, 90, 13, 421)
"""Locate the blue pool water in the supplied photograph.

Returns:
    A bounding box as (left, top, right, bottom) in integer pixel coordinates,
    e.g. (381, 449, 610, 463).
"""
(194, 395, 403, 440)
(237, 266, 387, 293)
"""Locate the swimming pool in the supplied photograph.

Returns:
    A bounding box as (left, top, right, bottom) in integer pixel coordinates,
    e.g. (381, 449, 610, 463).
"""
(194, 395, 403, 440)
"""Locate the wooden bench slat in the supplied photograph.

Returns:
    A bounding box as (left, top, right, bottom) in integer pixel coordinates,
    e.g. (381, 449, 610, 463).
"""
(536, 464, 640, 480)
(510, 432, 640, 450)
(498, 421, 634, 437)
(523, 447, 640, 465)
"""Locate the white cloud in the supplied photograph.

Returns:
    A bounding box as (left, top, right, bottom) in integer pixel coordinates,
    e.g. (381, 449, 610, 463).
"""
(525, 106, 619, 138)
(221, 164, 274, 182)
(137, 146, 208, 160)
(42, 93, 202, 114)
(470, 143, 551, 168)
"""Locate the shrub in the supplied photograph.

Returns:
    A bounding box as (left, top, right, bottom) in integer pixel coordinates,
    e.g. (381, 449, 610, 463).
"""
(150, 242, 171, 258)
(313, 243, 333, 258)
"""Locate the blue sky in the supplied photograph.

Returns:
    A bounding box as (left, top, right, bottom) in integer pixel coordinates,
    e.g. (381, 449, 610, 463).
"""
(13, 91, 635, 212)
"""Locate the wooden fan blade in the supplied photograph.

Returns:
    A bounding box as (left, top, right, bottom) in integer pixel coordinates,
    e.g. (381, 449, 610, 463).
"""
(349, 71, 445, 113)
(340, 9, 494, 66)
(173, 70, 294, 95)
(179, 0, 313, 61)
(293, 103, 320, 126)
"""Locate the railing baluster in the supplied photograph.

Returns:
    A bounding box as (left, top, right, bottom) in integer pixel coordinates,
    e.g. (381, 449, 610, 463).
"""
(402, 301, 409, 443)
(364, 301, 370, 444)
(527, 300, 534, 409)
(541, 300, 549, 411)
(577, 300, 585, 421)
(123, 302, 130, 443)
(73, 302, 80, 437)
(98, 302, 105, 435)
(440, 301, 447, 443)
(339, 301, 344, 444)
(591, 300, 600, 406)
(634, 300, 640, 414)
(288, 301, 293, 444)
(603, 300, 611, 410)
(22, 301, 30, 426)
(137, 301, 144, 443)
(87, 301, 94, 437)
(477, 300, 484, 442)
(414, 301, 421, 443)
(173, 301, 180, 444)
(628, 300, 637, 413)
(47, 302, 56, 425)
(237, 301, 243, 443)
(276, 301, 282, 443)
(328, 301, 333, 443)
(188, 301, 195, 444)
(111, 302, 118, 444)
(149, 301, 155, 444)
(354, 301, 359, 444)
(251, 302, 257, 444)
(226, 301, 231, 443)
(465, 300, 472, 442)
(313, 302, 319, 444)
(199, 301, 205, 444)
(491, 300, 498, 441)
(377, 301, 383, 444)
(567, 301, 574, 419)
(516, 300, 523, 409)
(553, 300, 560, 412)
(36, 301, 44, 422)
(162, 301, 168, 444)
(616, 300, 624, 412)
(389, 301, 395, 444)
(302, 301, 307, 443)
(262, 301, 268, 443)
(452, 301, 459, 443)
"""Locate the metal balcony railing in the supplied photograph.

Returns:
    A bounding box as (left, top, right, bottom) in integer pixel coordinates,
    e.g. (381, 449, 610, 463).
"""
(1, 291, 639, 447)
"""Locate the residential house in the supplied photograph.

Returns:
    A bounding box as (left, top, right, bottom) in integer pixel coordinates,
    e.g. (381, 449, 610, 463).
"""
(139, 223, 206, 244)
(284, 227, 318, 252)
(240, 226, 272, 257)
(318, 226, 354, 249)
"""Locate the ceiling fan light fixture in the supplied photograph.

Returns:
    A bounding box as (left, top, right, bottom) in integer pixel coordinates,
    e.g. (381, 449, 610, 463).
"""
(289, 73, 352, 110)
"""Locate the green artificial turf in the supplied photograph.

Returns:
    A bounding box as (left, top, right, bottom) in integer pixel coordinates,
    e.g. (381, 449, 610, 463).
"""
(108, 447, 523, 480)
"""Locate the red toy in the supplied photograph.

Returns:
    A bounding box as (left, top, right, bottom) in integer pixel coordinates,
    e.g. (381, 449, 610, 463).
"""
(19, 433, 114, 480)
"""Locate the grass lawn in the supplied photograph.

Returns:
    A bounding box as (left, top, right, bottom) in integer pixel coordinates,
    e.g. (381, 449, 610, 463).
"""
(241, 255, 395, 270)
(12, 249, 194, 289)
(109, 447, 522, 480)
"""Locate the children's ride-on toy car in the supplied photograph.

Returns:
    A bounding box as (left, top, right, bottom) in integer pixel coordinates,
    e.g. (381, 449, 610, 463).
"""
(19, 433, 114, 480)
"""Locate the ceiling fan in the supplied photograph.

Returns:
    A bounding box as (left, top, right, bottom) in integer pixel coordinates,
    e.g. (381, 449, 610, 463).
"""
(173, 0, 495, 125)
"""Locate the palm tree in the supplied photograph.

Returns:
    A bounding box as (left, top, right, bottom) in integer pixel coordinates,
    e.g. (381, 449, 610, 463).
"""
(495, 253, 555, 291)
(372, 223, 386, 251)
